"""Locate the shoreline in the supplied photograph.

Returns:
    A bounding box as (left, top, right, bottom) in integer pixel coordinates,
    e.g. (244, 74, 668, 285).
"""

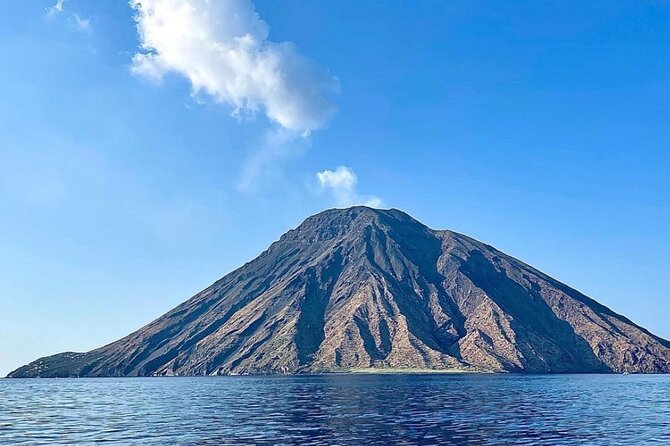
(327, 367, 490, 375)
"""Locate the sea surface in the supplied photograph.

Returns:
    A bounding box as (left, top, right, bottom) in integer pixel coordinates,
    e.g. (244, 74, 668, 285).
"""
(0, 374, 669, 445)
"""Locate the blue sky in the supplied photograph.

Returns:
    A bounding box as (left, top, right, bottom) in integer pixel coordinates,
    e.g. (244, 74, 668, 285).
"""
(1, 0, 669, 377)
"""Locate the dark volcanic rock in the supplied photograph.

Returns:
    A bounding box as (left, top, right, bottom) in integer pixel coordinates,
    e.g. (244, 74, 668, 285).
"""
(9, 207, 670, 377)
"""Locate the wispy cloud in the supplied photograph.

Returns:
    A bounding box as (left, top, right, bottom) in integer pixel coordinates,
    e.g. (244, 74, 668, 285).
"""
(72, 13, 92, 32)
(45, 0, 93, 33)
(46, 0, 66, 16)
(316, 166, 382, 208)
(237, 128, 308, 191)
(129, 0, 338, 134)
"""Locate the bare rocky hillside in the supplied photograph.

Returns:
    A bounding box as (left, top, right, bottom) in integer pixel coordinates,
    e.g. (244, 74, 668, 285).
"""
(10, 207, 670, 377)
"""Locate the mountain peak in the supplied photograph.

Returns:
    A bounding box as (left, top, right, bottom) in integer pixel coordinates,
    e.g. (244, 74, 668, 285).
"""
(298, 206, 419, 229)
(276, 206, 427, 248)
(9, 207, 670, 377)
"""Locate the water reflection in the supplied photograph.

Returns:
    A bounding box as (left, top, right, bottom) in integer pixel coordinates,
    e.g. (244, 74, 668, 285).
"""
(1, 374, 669, 445)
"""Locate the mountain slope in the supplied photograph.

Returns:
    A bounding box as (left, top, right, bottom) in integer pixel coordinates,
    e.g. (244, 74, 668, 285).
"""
(9, 207, 670, 377)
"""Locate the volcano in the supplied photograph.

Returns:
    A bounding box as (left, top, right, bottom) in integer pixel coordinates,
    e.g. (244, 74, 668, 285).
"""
(9, 207, 670, 377)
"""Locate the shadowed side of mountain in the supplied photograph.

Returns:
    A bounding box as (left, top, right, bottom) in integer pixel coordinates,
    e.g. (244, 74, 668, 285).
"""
(9, 207, 670, 377)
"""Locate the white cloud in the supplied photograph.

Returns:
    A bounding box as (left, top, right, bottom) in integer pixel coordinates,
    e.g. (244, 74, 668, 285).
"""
(45, 0, 93, 33)
(72, 13, 92, 32)
(316, 166, 382, 208)
(129, 0, 338, 133)
(237, 127, 307, 192)
(46, 0, 66, 16)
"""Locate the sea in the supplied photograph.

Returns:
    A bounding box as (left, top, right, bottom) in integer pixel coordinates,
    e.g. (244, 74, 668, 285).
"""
(1, 374, 668, 445)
